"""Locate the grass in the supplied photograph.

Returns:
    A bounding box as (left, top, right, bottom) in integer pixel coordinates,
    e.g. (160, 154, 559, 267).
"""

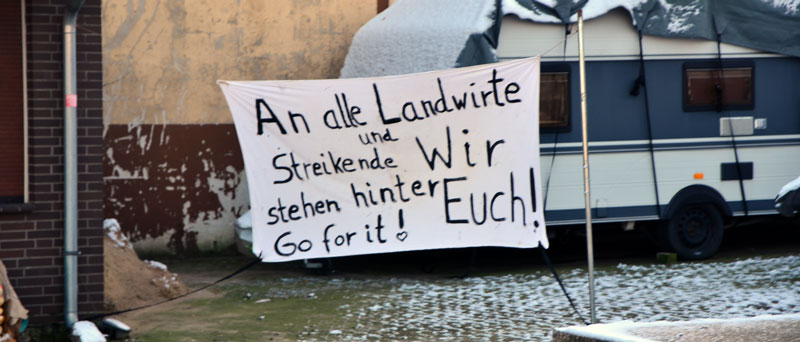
(127, 278, 393, 342)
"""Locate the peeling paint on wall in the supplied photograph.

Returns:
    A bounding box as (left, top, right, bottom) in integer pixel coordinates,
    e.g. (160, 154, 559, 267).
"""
(104, 124, 248, 254)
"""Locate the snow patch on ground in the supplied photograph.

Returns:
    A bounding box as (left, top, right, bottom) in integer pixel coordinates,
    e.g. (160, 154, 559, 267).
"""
(103, 218, 132, 249)
(307, 255, 800, 341)
(558, 313, 800, 341)
(151, 274, 180, 290)
(559, 321, 655, 342)
(102, 318, 131, 332)
(71, 321, 106, 342)
(144, 260, 168, 271)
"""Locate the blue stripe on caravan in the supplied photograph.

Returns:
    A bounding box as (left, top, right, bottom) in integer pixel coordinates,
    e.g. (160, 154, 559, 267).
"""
(544, 199, 778, 225)
(728, 199, 776, 214)
(545, 205, 664, 225)
(539, 136, 800, 155)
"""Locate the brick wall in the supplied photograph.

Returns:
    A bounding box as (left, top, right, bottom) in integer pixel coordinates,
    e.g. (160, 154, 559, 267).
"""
(0, 0, 104, 323)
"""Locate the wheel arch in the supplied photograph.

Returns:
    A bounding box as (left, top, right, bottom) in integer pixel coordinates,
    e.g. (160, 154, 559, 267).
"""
(663, 185, 732, 220)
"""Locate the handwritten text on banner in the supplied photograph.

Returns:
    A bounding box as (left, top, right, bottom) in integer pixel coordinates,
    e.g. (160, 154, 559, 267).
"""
(219, 57, 547, 262)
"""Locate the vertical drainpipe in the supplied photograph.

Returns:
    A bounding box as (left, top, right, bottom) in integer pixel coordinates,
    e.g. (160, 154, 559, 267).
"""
(63, 0, 85, 327)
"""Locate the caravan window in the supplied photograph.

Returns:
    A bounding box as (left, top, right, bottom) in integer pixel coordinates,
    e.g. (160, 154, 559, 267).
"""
(540, 71, 570, 129)
(683, 61, 754, 112)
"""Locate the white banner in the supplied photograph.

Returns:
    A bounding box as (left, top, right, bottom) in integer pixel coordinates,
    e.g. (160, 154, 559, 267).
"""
(219, 57, 547, 262)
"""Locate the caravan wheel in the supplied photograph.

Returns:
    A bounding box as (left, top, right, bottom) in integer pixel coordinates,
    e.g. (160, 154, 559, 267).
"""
(661, 204, 724, 260)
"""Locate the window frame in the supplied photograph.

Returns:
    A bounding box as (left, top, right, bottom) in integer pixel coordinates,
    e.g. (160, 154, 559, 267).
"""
(682, 59, 755, 112)
(540, 63, 571, 133)
(22, 0, 28, 204)
(0, 0, 28, 206)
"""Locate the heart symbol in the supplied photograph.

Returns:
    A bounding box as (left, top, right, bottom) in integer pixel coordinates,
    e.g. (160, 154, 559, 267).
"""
(396, 231, 408, 242)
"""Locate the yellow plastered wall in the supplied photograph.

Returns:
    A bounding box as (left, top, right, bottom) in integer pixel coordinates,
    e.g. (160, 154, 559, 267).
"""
(103, 0, 377, 125)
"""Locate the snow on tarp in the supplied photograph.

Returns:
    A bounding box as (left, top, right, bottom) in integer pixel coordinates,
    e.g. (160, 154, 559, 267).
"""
(505, 0, 800, 57)
(341, 0, 800, 78)
(340, 0, 498, 78)
(503, 0, 652, 24)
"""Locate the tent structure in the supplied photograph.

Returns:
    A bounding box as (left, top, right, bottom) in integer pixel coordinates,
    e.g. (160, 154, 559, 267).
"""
(340, 0, 800, 78)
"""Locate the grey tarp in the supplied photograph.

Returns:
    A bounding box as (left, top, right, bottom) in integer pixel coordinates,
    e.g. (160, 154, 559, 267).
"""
(463, 0, 800, 67)
(341, 0, 799, 78)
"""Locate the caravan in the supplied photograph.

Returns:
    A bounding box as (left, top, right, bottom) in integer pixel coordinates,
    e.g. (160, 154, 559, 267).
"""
(498, 9, 800, 259)
(340, 0, 800, 259)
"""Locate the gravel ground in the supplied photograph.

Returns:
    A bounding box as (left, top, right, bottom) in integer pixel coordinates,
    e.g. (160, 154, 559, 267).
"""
(132, 223, 798, 341)
(293, 255, 800, 341)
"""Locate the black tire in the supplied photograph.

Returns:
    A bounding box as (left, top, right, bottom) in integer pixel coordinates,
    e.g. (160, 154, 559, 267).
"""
(660, 204, 724, 260)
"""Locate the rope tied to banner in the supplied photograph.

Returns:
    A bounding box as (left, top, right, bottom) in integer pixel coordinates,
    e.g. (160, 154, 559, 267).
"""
(539, 244, 590, 325)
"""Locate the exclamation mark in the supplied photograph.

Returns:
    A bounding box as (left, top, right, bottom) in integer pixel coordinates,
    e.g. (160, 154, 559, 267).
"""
(398, 208, 405, 229)
(530, 167, 540, 229)
(529, 167, 537, 213)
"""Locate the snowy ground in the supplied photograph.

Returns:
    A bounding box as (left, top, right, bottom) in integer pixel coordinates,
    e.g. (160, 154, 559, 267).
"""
(287, 255, 799, 341)
(127, 224, 798, 341)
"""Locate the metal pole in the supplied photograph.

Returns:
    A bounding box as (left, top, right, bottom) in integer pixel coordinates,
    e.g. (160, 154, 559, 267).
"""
(63, 0, 85, 327)
(577, 9, 597, 324)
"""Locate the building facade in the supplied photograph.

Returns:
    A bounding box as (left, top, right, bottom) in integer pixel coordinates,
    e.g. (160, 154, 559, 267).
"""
(0, 0, 387, 324)
(0, 0, 104, 323)
(102, 1, 383, 254)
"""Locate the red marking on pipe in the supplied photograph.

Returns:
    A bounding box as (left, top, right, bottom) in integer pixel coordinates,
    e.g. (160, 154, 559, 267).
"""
(66, 94, 77, 108)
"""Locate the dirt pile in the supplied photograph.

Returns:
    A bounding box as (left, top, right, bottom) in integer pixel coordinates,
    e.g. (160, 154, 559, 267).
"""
(103, 219, 189, 312)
